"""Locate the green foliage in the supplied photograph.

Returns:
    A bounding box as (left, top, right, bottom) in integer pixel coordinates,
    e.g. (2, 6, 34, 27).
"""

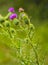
(0, 0, 48, 65)
(0, 6, 47, 65)
(0, 8, 39, 65)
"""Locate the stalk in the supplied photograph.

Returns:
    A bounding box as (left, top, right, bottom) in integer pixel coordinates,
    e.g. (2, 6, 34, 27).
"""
(28, 25, 39, 65)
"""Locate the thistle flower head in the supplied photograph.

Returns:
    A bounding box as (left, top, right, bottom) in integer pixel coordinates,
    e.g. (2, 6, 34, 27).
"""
(9, 13, 17, 20)
(8, 7, 15, 12)
(19, 8, 24, 12)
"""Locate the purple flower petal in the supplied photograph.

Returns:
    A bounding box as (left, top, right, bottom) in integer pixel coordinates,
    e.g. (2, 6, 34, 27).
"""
(9, 13, 17, 20)
(8, 7, 15, 12)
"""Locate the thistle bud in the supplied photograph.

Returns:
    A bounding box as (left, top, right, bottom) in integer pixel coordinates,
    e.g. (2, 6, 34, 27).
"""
(29, 24, 35, 30)
(13, 18, 19, 25)
(10, 28, 16, 33)
(23, 16, 30, 25)
(0, 19, 4, 23)
(24, 19, 29, 25)
(0, 15, 4, 23)
(4, 21, 11, 27)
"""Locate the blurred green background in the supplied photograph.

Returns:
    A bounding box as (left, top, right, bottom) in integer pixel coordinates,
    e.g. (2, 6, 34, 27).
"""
(0, 0, 48, 65)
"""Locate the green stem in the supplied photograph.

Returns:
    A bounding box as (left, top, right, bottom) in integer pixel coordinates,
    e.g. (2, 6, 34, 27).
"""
(28, 26, 39, 65)
(8, 29, 12, 38)
(29, 38, 39, 65)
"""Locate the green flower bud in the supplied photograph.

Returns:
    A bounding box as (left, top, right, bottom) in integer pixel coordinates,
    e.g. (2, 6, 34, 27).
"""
(24, 19, 29, 25)
(4, 21, 11, 27)
(0, 19, 4, 23)
(10, 28, 16, 34)
(13, 19, 19, 25)
(30, 24, 35, 30)
(8, 28, 16, 38)
(22, 15, 30, 25)
(0, 16, 4, 23)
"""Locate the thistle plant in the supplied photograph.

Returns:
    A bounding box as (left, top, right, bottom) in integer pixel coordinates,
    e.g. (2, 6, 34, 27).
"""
(0, 7, 41, 65)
